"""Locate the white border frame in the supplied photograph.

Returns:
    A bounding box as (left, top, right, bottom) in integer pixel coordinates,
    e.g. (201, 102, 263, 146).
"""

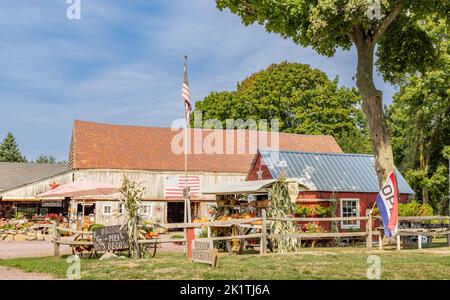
(340, 198, 360, 229)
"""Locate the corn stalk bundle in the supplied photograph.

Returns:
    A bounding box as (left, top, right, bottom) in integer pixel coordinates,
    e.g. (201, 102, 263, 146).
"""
(119, 175, 147, 259)
(268, 177, 299, 252)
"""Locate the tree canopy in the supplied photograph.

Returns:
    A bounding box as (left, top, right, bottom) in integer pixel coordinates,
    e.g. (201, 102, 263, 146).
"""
(194, 62, 371, 153)
(386, 16, 449, 211)
(0, 132, 27, 163)
(216, 0, 449, 185)
(216, 0, 447, 82)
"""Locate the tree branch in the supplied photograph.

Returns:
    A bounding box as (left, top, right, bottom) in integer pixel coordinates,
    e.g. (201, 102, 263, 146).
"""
(349, 25, 365, 45)
(371, 0, 407, 44)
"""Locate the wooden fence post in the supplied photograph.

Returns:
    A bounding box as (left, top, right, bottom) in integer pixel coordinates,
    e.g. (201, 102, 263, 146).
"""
(417, 235, 422, 250)
(260, 209, 267, 255)
(52, 221, 60, 257)
(366, 211, 373, 249)
(378, 234, 383, 250)
(396, 235, 401, 251)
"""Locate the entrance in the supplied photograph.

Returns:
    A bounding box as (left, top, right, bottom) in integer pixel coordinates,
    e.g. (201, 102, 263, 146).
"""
(167, 202, 184, 223)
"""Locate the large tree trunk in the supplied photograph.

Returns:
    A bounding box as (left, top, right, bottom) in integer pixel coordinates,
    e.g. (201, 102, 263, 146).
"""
(355, 41, 394, 186)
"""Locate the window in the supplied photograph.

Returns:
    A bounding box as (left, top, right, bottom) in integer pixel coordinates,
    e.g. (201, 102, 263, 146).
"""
(140, 204, 153, 217)
(340, 199, 360, 229)
(103, 204, 112, 216)
(118, 203, 124, 214)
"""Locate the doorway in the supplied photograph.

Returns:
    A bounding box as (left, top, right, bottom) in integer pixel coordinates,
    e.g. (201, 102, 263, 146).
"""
(167, 202, 184, 223)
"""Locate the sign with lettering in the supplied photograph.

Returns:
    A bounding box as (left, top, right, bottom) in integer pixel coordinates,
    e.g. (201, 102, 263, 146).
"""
(41, 200, 63, 207)
(93, 225, 128, 251)
(191, 239, 218, 267)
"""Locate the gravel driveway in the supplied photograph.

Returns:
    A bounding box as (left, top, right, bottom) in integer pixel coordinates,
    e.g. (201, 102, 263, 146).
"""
(0, 240, 72, 259)
(0, 266, 56, 280)
(0, 235, 183, 279)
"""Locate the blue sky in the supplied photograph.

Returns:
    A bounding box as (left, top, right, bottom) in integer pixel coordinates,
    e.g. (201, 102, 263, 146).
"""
(0, 0, 397, 161)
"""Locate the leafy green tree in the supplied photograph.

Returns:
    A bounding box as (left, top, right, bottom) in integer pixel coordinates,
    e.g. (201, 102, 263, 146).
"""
(34, 155, 58, 164)
(386, 16, 449, 209)
(195, 62, 371, 153)
(0, 132, 27, 162)
(215, 0, 448, 185)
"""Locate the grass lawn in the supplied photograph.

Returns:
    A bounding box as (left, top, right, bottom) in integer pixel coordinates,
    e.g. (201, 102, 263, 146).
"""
(1, 244, 450, 280)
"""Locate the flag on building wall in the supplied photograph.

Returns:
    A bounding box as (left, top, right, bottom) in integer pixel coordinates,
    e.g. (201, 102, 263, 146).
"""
(164, 175, 200, 199)
(376, 170, 399, 237)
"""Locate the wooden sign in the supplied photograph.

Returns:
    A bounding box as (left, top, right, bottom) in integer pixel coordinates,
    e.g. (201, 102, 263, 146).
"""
(41, 200, 63, 207)
(191, 239, 218, 267)
(93, 225, 128, 251)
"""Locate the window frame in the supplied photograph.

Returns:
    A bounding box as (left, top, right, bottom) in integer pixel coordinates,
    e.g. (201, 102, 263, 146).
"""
(103, 204, 112, 216)
(140, 204, 153, 217)
(118, 203, 124, 214)
(340, 198, 360, 229)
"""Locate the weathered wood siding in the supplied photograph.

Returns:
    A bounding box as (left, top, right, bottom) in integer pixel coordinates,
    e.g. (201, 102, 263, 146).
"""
(1, 168, 245, 223)
(73, 169, 245, 200)
(0, 171, 74, 199)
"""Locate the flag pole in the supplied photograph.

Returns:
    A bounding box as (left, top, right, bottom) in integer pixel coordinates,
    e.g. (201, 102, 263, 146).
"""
(183, 56, 192, 224)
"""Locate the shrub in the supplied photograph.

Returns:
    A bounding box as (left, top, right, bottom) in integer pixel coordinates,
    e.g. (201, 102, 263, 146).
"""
(314, 205, 332, 217)
(294, 205, 312, 217)
(294, 205, 331, 217)
(398, 201, 434, 216)
(88, 224, 105, 231)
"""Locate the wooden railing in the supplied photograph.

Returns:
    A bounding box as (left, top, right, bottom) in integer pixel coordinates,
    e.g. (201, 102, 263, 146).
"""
(158, 212, 377, 254)
(395, 216, 450, 250)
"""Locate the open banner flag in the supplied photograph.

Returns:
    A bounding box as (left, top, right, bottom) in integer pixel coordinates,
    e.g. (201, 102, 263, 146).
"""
(376, 170, 399, 237)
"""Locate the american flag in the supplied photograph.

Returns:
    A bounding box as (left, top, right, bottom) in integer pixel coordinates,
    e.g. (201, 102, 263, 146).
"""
(182, 58, 192, 120)
(164, 175, 200, 199)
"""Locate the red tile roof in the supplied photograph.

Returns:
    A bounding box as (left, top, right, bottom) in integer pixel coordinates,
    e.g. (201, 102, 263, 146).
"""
(70, 120, 343, 173)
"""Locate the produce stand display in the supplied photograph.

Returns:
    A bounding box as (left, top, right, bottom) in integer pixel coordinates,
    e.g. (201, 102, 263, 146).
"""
(207, 194, 272, 255)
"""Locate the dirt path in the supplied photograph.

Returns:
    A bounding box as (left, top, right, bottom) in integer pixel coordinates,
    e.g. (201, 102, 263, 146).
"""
(0, 240, 72, 259)
(0, 266, 56, 280)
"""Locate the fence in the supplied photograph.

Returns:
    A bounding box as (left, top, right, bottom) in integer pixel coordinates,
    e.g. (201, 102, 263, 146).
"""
(52, 215, 450, 257)
(395, 216, 450, 250)
(51, 223, 186, 257)
(160, 211, 378, 254)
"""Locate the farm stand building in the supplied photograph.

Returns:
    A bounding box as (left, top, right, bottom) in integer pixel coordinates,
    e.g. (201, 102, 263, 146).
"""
(0, 162, 68, 218)
(0, 120, 343, 226)
(247, 150, 415, 231)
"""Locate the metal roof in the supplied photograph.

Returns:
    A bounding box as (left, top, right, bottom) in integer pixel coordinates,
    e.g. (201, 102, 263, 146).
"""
(259, 150, 415, 194)
(202, 178, 309, 195)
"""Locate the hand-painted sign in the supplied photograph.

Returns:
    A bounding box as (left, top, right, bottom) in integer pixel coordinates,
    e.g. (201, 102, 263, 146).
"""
(93, 225, 128, 251)
(191, 239, 218, 267)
